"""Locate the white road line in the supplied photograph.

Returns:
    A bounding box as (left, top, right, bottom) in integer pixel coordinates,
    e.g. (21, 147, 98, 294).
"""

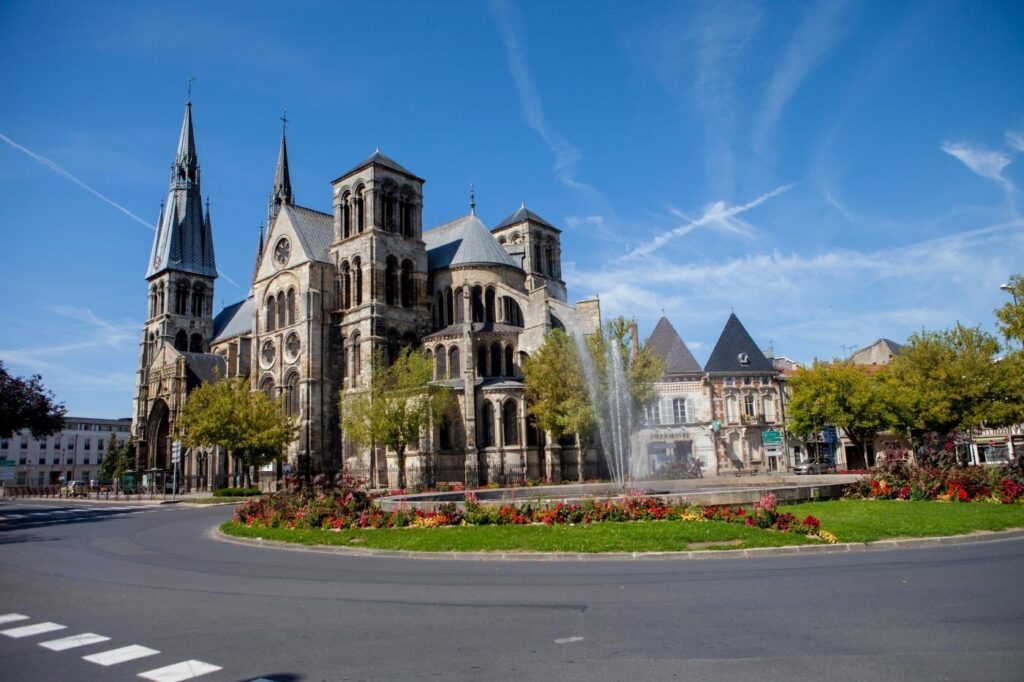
(138, 659, 223, 681)
(554, 636, 584, 644)
(0, 613, 30, 625)
(1, 622, 67, 638)
(39, 632, 111, 651)
(83, 644, 160, 666)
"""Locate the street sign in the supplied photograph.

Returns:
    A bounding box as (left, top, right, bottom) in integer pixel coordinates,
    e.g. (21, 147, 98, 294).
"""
(0, 460, 16, 468)
(172, 440, 182, 465)
(823, 426, 838, 444)
(762, 429, 782, 445)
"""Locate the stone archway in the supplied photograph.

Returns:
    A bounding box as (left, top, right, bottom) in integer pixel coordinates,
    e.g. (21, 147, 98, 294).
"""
(147, 399, 171, 472)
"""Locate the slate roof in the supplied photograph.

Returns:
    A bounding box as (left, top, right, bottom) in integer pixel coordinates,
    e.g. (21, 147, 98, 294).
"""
(704, 313, 775, 373)
(147, 102, 216, 279)
(493, 203, 560, 233)
(282, 204, 334, 263)
(424, 213, 520, 271)
(179, 352, 227, 384)
(646, 317, 702, 375)
(333, 149, 422, 183)
(212, 296, 254, 343)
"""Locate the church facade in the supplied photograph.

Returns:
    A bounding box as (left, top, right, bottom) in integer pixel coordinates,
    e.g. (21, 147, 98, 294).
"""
(132, 101, 601, 490)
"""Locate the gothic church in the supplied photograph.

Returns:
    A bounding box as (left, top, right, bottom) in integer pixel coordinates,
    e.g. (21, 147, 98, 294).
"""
(132, 101, 601, 490)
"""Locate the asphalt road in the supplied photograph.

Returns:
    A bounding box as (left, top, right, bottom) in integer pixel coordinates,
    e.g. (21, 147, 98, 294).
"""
(1, 499, 1023, 682)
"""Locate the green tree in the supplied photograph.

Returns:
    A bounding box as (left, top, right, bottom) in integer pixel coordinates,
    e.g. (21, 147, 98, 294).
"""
(995, 273, 1024, 347)
(585, 317, 665, 431)
(0, 360, 66, 439)
(882, 323, 1021, 434)
(98, 433, 134, 483)
(178, 377, 297, 488)
(522, 328, 594, 480)
(787, 361, 895, 465)
(340, 347, 453, 490)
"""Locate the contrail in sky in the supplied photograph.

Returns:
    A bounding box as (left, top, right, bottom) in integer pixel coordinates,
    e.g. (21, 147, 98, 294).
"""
(0, 131, 156, 230)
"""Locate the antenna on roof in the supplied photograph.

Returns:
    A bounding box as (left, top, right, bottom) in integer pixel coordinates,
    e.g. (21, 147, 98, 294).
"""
(470, 183, 476, 215)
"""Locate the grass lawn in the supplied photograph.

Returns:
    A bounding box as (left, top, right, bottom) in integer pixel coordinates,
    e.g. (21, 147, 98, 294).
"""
(220, 518, 822, 553)
(782, 499, 1024, 543)
(220, 499, 1024, 553)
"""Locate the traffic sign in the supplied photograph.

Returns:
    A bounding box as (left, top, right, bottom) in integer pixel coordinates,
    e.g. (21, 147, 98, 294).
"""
(762, 429, 782, 445)
(172, 440, 182, 465)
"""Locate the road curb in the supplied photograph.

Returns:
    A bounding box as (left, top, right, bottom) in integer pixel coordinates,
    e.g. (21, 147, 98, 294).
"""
(213, 526, 1024, 562)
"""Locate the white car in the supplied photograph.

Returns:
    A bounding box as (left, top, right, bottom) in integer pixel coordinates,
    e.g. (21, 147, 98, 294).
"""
(793, 460, 830, 475)
(61, 481, 87, 497)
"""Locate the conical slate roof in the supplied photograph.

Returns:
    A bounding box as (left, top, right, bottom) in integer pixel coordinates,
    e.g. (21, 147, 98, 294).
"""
(646, 317, 702, 374)
(704, 313, 775, 373)
(424, 213, 519, 271)
(493, 203, 560, 232)
(146, 101, 215, 279)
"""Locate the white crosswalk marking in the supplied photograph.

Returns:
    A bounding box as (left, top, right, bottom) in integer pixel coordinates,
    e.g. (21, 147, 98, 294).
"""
(39, 632, 111, 651)
(0, 613, 30, 625)
(1, 622, 67, 638)
(138, 659, 223, 681)
(83, 644, 160, 666)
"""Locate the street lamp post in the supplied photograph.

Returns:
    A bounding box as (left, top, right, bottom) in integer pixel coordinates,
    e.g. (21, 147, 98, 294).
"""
(1000, 283, 1023, 350)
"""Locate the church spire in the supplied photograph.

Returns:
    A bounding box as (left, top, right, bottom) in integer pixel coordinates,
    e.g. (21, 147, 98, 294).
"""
(268, 110, 294, 224)
(173, 100, 199, 188)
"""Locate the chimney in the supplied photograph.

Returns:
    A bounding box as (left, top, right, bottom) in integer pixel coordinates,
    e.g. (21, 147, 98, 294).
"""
(629, 321, 640, 358)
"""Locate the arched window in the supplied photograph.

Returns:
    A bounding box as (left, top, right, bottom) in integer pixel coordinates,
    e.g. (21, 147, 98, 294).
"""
(341, 193, 351, 239)
(526, 412, 540, 447)
(449, 346, 460, 378)
(189, 333, 203, 353)
(355, 186, 365, 232)
(277, 292, 286, 326)
(485, 287, 496, 324)
(287, 288, 297, 325)
(439, 413, 451, 450)
(471, 286, 484, 323)
(503, 297, 524, 327)
(174, 330, 188, 351)
(148, 286, 157, 319)
(400, 260, 414, 308)
(158, 283, 165, 314)
(285, 372, 300, 416)
(259, 376, 275, 400)
(385, 256, 398, 306)
(192, 283, 205, 316)
(350, 333, 361, 386)
(480, 401, 494, 448)
(265, 296, 276, 332)
(434, 293, 444, 329)
(435, 344, 447, 380)
(445, 287, 454, 326)
(353, 258, 363, 304)
(503, 400, 519, 446)
(546, 244, 555, 277)
(454, 287, 464, 323)
(341, 261, 351, 309)
(534, 241, 543, 274)
(504, 345, 514, 377)
(477, 344, 487, 376)
(489, 343, 501, 378)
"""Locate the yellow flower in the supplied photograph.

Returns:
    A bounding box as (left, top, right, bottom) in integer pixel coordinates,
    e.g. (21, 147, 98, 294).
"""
(817, 530, 838, 544)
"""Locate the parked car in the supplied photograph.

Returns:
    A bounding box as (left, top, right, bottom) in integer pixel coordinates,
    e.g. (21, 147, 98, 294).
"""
(793, 460, 831, 475)
(61, 480, 87, 497)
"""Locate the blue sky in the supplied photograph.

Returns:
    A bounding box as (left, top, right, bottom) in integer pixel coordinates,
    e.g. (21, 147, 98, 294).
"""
(1, 0, 1023, 418)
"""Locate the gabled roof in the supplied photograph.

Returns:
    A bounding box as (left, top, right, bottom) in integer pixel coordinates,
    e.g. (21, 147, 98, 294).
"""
(423, 213, 520, 271)
(493, 203, 560, 233)
(646, 317, 702, 374)
(333, 149, 422, 183)
(212, 296, 254, 343)
(704, 313, 775, 373)
(282, 204, 333, 264)
(180, 352, 226, 384)
(849, 337, 903, 366)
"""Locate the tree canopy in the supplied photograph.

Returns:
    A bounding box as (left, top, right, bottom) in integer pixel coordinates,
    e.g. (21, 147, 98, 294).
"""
(98, 433, 134, 484)
(178, 376, 297, 487)
(340, 347, 453, 489)
(522, 328, 594, 446)
(0, 360, 66, 439)
(995, 273, 1024, 347)
(787, 361, 895, 459)
(882, 323, 1022, 434)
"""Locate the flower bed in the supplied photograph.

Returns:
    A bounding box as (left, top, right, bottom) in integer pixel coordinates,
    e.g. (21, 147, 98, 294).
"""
(846, 459, 1024, 504)
(231, 474, 835, 544)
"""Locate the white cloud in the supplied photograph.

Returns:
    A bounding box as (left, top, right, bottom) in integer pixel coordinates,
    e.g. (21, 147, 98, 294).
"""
(824, 189, 855, 222)
(1006, 129, 1024, 152)
(753, 0, 858, 150)
(626, 184, 793, 259)
(941, 141, 1013, 189)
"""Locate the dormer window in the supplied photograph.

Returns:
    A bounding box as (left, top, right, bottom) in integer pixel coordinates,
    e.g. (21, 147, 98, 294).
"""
(738, 352, 750, 365)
